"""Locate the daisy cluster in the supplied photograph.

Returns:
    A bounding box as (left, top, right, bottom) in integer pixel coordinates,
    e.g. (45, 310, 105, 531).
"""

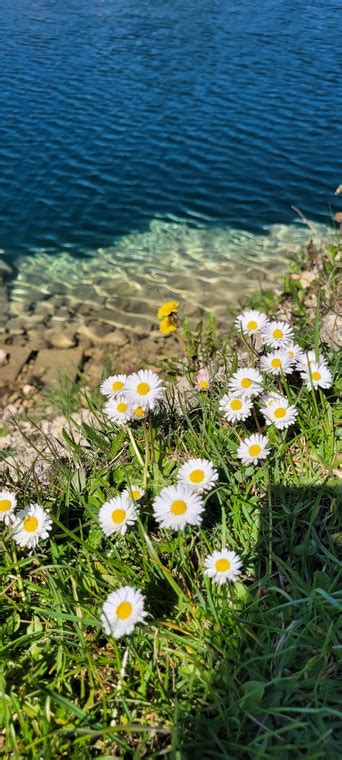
(1, 309, 334, 642)
(101, 369, 164, 423)
(235, 310, 332, 388)
(97, 454, 243, 637)
(215, 310, 332, 464)
(1, 456, 243, 639)
(0, 492, 52, 548)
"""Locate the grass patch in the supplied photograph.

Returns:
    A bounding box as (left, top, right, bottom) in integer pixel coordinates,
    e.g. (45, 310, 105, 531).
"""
(0, 242, 341, 759)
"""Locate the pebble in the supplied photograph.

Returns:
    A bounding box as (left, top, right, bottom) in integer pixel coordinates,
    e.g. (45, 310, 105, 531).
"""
(5, 318, 25, 336)
(44, 329, 77, 349)
(22, 384, 36, 397)
(0, 348, 8, 366)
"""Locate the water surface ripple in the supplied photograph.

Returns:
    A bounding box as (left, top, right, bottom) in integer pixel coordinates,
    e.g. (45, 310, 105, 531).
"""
(0, 0, 341, 262)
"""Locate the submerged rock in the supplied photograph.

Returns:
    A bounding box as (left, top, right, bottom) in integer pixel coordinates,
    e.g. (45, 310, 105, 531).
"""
(45, 329, 77, 349)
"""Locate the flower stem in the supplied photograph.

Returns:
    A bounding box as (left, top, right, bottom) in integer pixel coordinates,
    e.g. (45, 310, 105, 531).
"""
(127, 427, 144, 467)
(142, 422, 150, 489)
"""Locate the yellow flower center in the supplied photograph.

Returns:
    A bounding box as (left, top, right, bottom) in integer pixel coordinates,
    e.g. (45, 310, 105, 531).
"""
(312, 371, 321, 381)
(271, 358, 282, 369)
(198, 379, 209, 390)
(134, 406, 145, 418)
(0, 499, 11, 512)
(273, 328, 283, 339)
(23, 516, 39, 532)
(130, 490, 141, 501)
(247, 319, 258, 330)
(248, 444, 261, 457)
(111, 509, 126, 525)
(189, 469, 205, 484)
(274, 407, 286, 419)
(288, 350, 294, 357)
(215, 558, 230, 572)
(241, 378, 251, 388)
(117, 402, 127, 413)
(112, 380, 124, 392)
(116, 601, 132, 620)
(230, 398, 242, 410)
(137, 382, 150, 396)
(170, 499, 187, 515)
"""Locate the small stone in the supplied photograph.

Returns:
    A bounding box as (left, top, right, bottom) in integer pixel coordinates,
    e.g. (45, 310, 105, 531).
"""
(298, 271, 317, 289)
(320, 313, 342, 350)
(0, 345, 31, 384)
(0, 348, 8, 366)
(77, 321, 112, 343)
(6, 318, 25, 336)
(26, 332, 48, 351)
(45, 329, 77, 349)
(32, 346, 84, 384)
(50, 307, 72, 322)
(22, 399, 34, 409)
(34, 300, 55, 317)
(8, 301, 29, 317)
(8, 336, 28, 347)
(102, 330, 129, 347)
(0, 434, 12, 450)
(20, 313, 46, 330)
(22, 384, 35, 397)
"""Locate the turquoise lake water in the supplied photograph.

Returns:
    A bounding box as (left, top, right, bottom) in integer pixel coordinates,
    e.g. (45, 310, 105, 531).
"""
(0, 0, 341, 318)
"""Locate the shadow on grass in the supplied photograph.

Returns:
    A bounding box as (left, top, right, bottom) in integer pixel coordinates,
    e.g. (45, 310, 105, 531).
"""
(176, 483, 341, 759)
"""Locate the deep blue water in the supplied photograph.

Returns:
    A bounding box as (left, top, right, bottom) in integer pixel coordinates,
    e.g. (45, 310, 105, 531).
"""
(0, 0, 341, 260)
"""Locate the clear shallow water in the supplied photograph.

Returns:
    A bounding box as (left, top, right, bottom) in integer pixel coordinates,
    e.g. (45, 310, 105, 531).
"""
(0, 0, 341, 325)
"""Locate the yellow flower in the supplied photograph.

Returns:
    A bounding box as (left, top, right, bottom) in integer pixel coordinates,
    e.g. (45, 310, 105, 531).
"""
(159, 316, 177, 334)
(157, 300, 179, 320)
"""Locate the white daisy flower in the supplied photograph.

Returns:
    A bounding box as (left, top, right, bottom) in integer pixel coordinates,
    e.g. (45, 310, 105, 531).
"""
(177, 458, 218, 493)
(261, 320, 294, 348)
(237, 433, 271, 465)
(12, 504, 52, 549)
(99, 494, 137, 536)
(235, 309, 268, 336)
(125, 370, 164, 412)
(260, 350, 294, 375)
(259, 391, 285, 408)
(153, 484, 205, 530)
(104, 394, 132, 426)
(301, 361, 332, 390)
(260, 397, 297, 429)
(100, 374, 127, 397)
(101, 586, 147, 638)
(285, 342, 303, 363)
(296, 350, 327, 372)
(130, 404, 147, 421)
(228, 368, 263, 397)
(0, 490, 17, 525)
(195, 368, 211, 391)
(219, 393, 253, 422)
(204, 548, 243, 585)
(122, 485, 144, 502)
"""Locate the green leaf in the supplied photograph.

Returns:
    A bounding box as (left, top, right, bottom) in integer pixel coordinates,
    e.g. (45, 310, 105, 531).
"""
(82, 423, 110, 450)
(240, 680, 265, 708)
(0, 613, 20, 641)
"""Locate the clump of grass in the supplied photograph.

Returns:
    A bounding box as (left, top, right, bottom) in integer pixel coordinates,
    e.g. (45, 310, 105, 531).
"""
(0, 243, 341, 759)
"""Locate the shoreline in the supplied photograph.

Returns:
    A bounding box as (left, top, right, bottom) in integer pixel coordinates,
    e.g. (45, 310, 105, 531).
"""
(1, 233, 340, 478)
(0, 221, 332, 416)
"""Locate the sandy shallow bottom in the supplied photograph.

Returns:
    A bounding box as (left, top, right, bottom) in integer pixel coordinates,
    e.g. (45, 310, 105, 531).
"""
(1, 220, 330, 349)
